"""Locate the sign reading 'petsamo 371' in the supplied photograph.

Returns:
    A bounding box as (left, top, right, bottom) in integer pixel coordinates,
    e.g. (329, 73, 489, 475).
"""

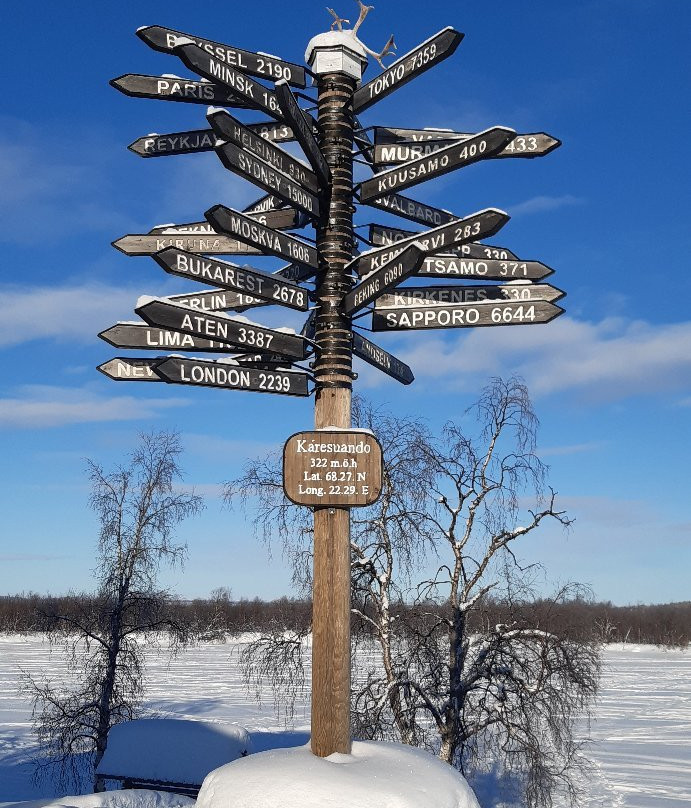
(283, 431, 383, 507)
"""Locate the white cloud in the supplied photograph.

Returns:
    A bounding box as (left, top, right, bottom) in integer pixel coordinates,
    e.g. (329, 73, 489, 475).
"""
(386, 315, 691, 402)
(537, 441, 606, 457)
(0, 283, 147, 348)
(508, 195, 584, 216)
(0, 385, 189, 428)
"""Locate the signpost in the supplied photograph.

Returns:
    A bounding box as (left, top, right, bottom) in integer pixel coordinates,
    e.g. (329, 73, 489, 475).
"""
(102, 12, 566, 766)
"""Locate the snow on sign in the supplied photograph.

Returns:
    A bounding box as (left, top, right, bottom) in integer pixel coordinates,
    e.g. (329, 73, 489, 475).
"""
(283, 431, 383, 507)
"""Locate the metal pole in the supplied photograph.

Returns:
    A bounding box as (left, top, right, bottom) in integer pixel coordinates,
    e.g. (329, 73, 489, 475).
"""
(308, 39, 363, 757)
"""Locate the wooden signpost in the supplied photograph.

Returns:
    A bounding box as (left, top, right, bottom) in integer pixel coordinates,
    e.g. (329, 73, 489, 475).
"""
(101, 8, 565, 765)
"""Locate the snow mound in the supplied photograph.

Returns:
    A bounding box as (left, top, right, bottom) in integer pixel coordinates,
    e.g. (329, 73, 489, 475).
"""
(0, 792, 194, 808)
(196, 740, 480, 808)
(96, 719, 250, 787)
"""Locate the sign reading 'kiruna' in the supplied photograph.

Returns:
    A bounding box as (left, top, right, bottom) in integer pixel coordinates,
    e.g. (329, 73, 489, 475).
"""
(283, 431, 383, 507)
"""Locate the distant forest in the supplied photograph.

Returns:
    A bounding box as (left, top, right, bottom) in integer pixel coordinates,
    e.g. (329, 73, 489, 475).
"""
(0, 593, 689, 648)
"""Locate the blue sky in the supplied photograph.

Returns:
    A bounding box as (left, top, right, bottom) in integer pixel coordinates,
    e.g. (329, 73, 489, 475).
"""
(1, 0, 689, 604)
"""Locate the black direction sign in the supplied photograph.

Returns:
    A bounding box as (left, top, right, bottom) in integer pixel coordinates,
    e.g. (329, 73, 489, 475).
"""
(418, 256, 554, 281)
(246, 121, 295, 144)
(368, 223, 520, 262)
(137, 25, 307, 88)
(153, 357, 310, 397)
(243, 193, 286, 214)
(97, 357, 162, 382)
(365, 192, 457, 228)
(351, 208, 510, 276)
(275, 80, 331, 187)
(375, 283, 565, 309)
(352, 332, 414, 385)
(358, 127, 516, 203)
(152, 247, 309, 312)
(215, 142, 320, 217)
(113, 228, 261, 257)
(208, 108, 318, 192)
(174, 43, 284, 121)
(150, 209, 302, 234)
(206, 205, 318, 269)
(164, 288, 269, 313)
(373, 127, 561, 161)
(372, 300, 564, 332)
(343, 243, 427, 315)
(135, 298, 308, 360)
(128, 129, 217, 157)
(352, 28, 464, 114)
(99, 323, 238, 352)
(110, 74, 251, 107)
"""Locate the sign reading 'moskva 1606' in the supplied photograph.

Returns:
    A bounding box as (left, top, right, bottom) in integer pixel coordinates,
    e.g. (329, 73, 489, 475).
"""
(283, 431, 383, 507)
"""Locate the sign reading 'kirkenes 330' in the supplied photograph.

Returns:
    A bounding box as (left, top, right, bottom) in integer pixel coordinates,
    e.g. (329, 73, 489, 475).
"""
(283, 430, 383, 507)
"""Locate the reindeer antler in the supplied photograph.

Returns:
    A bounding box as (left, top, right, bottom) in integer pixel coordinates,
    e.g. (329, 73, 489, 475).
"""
(352, 0, 374, 36)
(362, 33, 396, 68)
(326, 7, 349, 31)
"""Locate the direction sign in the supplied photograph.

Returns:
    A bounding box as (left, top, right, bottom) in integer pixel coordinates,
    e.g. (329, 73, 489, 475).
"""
(368, 223, 520, 262)
(174, 43, 284, 121)
(274, 80, 331, 187)
(364, 192, 457, 228)
(97, 357, 162, 382)
(373, 126, 561, 161)
(208, 108, 318, 192)
(110, 74, 251, 107)
(164, 288, 268, 313)
(206, 205, 318, 269)
(151, 207, 303, 233)
(215, 141, 321, 217)
(245, 121, 295, 144)
(358, 127, 516, 203)
(283, 430, 383, 506)
(152, 247, 310, 312)
(375, 283, 565, 309)
(153, 357, 310, 397)
(98, 322, 238, 352)
(113, 230, 262, 257)
(418, 256, 554, 281)
(352, 28, 464, 114)
(372, 299, 564, 331)
(351, 208, 510, 276)
(137, 25, 307, 88)
(343, 243, 427, 315)
(135, 298, 308, 360)
(352, 332, 414, 385)
(128, 129, 217, 157)
(243, 193, 286, 214)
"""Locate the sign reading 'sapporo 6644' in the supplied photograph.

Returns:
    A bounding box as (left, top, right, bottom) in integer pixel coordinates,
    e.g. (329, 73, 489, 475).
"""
(283, 431, 383, 507)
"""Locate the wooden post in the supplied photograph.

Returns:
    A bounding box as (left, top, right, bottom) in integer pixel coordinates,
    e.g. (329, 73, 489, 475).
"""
(306, 33, 367, 757)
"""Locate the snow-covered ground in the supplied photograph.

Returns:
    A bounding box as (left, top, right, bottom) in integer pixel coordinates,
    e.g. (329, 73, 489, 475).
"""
(0, 636, 689, 806)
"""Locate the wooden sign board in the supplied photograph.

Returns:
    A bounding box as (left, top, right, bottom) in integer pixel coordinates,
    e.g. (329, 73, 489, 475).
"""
(283, 430, 383, 507)
(375, 283, 565, 309)
(352, 332, 414, 385)
(110, 74, 250, 107)
(99, 322, 239, 352)
(372, 300, 564, 331)
(343, 243, 426, 315)
(164, 288, 269, 313)
(97, 357, 162, 382)
(365, 192, 457, 227)
(275, 80, 331, 186)
(368, 223, 520, 261)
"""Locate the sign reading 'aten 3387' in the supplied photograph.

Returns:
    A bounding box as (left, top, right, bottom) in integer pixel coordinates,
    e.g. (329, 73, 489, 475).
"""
(283, 431, 383, 507)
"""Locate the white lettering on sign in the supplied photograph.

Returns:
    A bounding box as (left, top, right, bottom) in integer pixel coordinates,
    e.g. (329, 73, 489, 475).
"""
(116, 361, 156, 379)
(295, 439, 372, 454)
(376, 195, 448, 225)
(143, 131, 215, 153)
(155, 79, 215, 100)
(174, 252, 266, 295)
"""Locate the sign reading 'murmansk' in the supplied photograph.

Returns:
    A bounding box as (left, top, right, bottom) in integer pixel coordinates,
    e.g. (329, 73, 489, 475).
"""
(283, 431, 383, 507)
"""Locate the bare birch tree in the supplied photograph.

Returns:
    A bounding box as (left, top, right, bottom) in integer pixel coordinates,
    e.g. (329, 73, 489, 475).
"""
(26, 431, 203, 791)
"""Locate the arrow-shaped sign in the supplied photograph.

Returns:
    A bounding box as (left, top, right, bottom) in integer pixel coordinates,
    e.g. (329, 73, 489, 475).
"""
(206, 205, 318, 269)
(364, 192, 457, 228)
(99, 322, 239, 352)
(174, 42, 284, 121)
(135, 298, 308, 360)
(153, 356, 310, 397)
(137, 25, 307, 88)
(352, 28, 464, 114)
(372, 299, 564, 331)
(208, 108, 317, 192)
(274, 79, 331, 188)
(97, 357, 162, 382)
(352, 332, 414, 385)
(358, 127, 516, 203)
(368, 223, 520, 262)
(343, 243, 427, 315)
(375, 283, 565, 309)
(113, 229, 262, 257)
(350, 208, 510, 276)
(152, 247, 309, 312)
(128, 128, 217, 157)
(418, 256, 554, 281)
(164, 288, 268, 313)
(110, 74, 251, 107)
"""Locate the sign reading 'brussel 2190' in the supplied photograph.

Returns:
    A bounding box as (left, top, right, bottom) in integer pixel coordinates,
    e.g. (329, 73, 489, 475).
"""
(283, 431, 383, 507)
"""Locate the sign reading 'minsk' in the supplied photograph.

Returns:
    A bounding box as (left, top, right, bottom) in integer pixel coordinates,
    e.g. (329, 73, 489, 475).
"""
(283, 430, 383, 507)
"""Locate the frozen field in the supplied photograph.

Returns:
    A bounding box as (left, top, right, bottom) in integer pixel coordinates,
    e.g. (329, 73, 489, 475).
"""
(0, 635, 689, 806)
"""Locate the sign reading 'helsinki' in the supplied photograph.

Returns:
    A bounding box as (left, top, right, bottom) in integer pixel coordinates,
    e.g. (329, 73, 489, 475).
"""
(98, 2, 566, 761)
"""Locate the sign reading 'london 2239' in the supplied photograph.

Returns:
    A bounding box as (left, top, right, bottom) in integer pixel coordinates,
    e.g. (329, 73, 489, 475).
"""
(283, 431, 383, 507)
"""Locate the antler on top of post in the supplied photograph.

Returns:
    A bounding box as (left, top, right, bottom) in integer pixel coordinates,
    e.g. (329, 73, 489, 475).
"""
(326, 8, 349, 31)
(323, 0, 396, 68)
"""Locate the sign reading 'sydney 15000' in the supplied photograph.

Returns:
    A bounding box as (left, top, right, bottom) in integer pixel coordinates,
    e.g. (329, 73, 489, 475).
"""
(283, 431, 383, 507)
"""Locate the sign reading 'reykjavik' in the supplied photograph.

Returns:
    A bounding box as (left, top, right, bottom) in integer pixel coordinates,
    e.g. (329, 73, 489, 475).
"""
(283, 431, 383, 507)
